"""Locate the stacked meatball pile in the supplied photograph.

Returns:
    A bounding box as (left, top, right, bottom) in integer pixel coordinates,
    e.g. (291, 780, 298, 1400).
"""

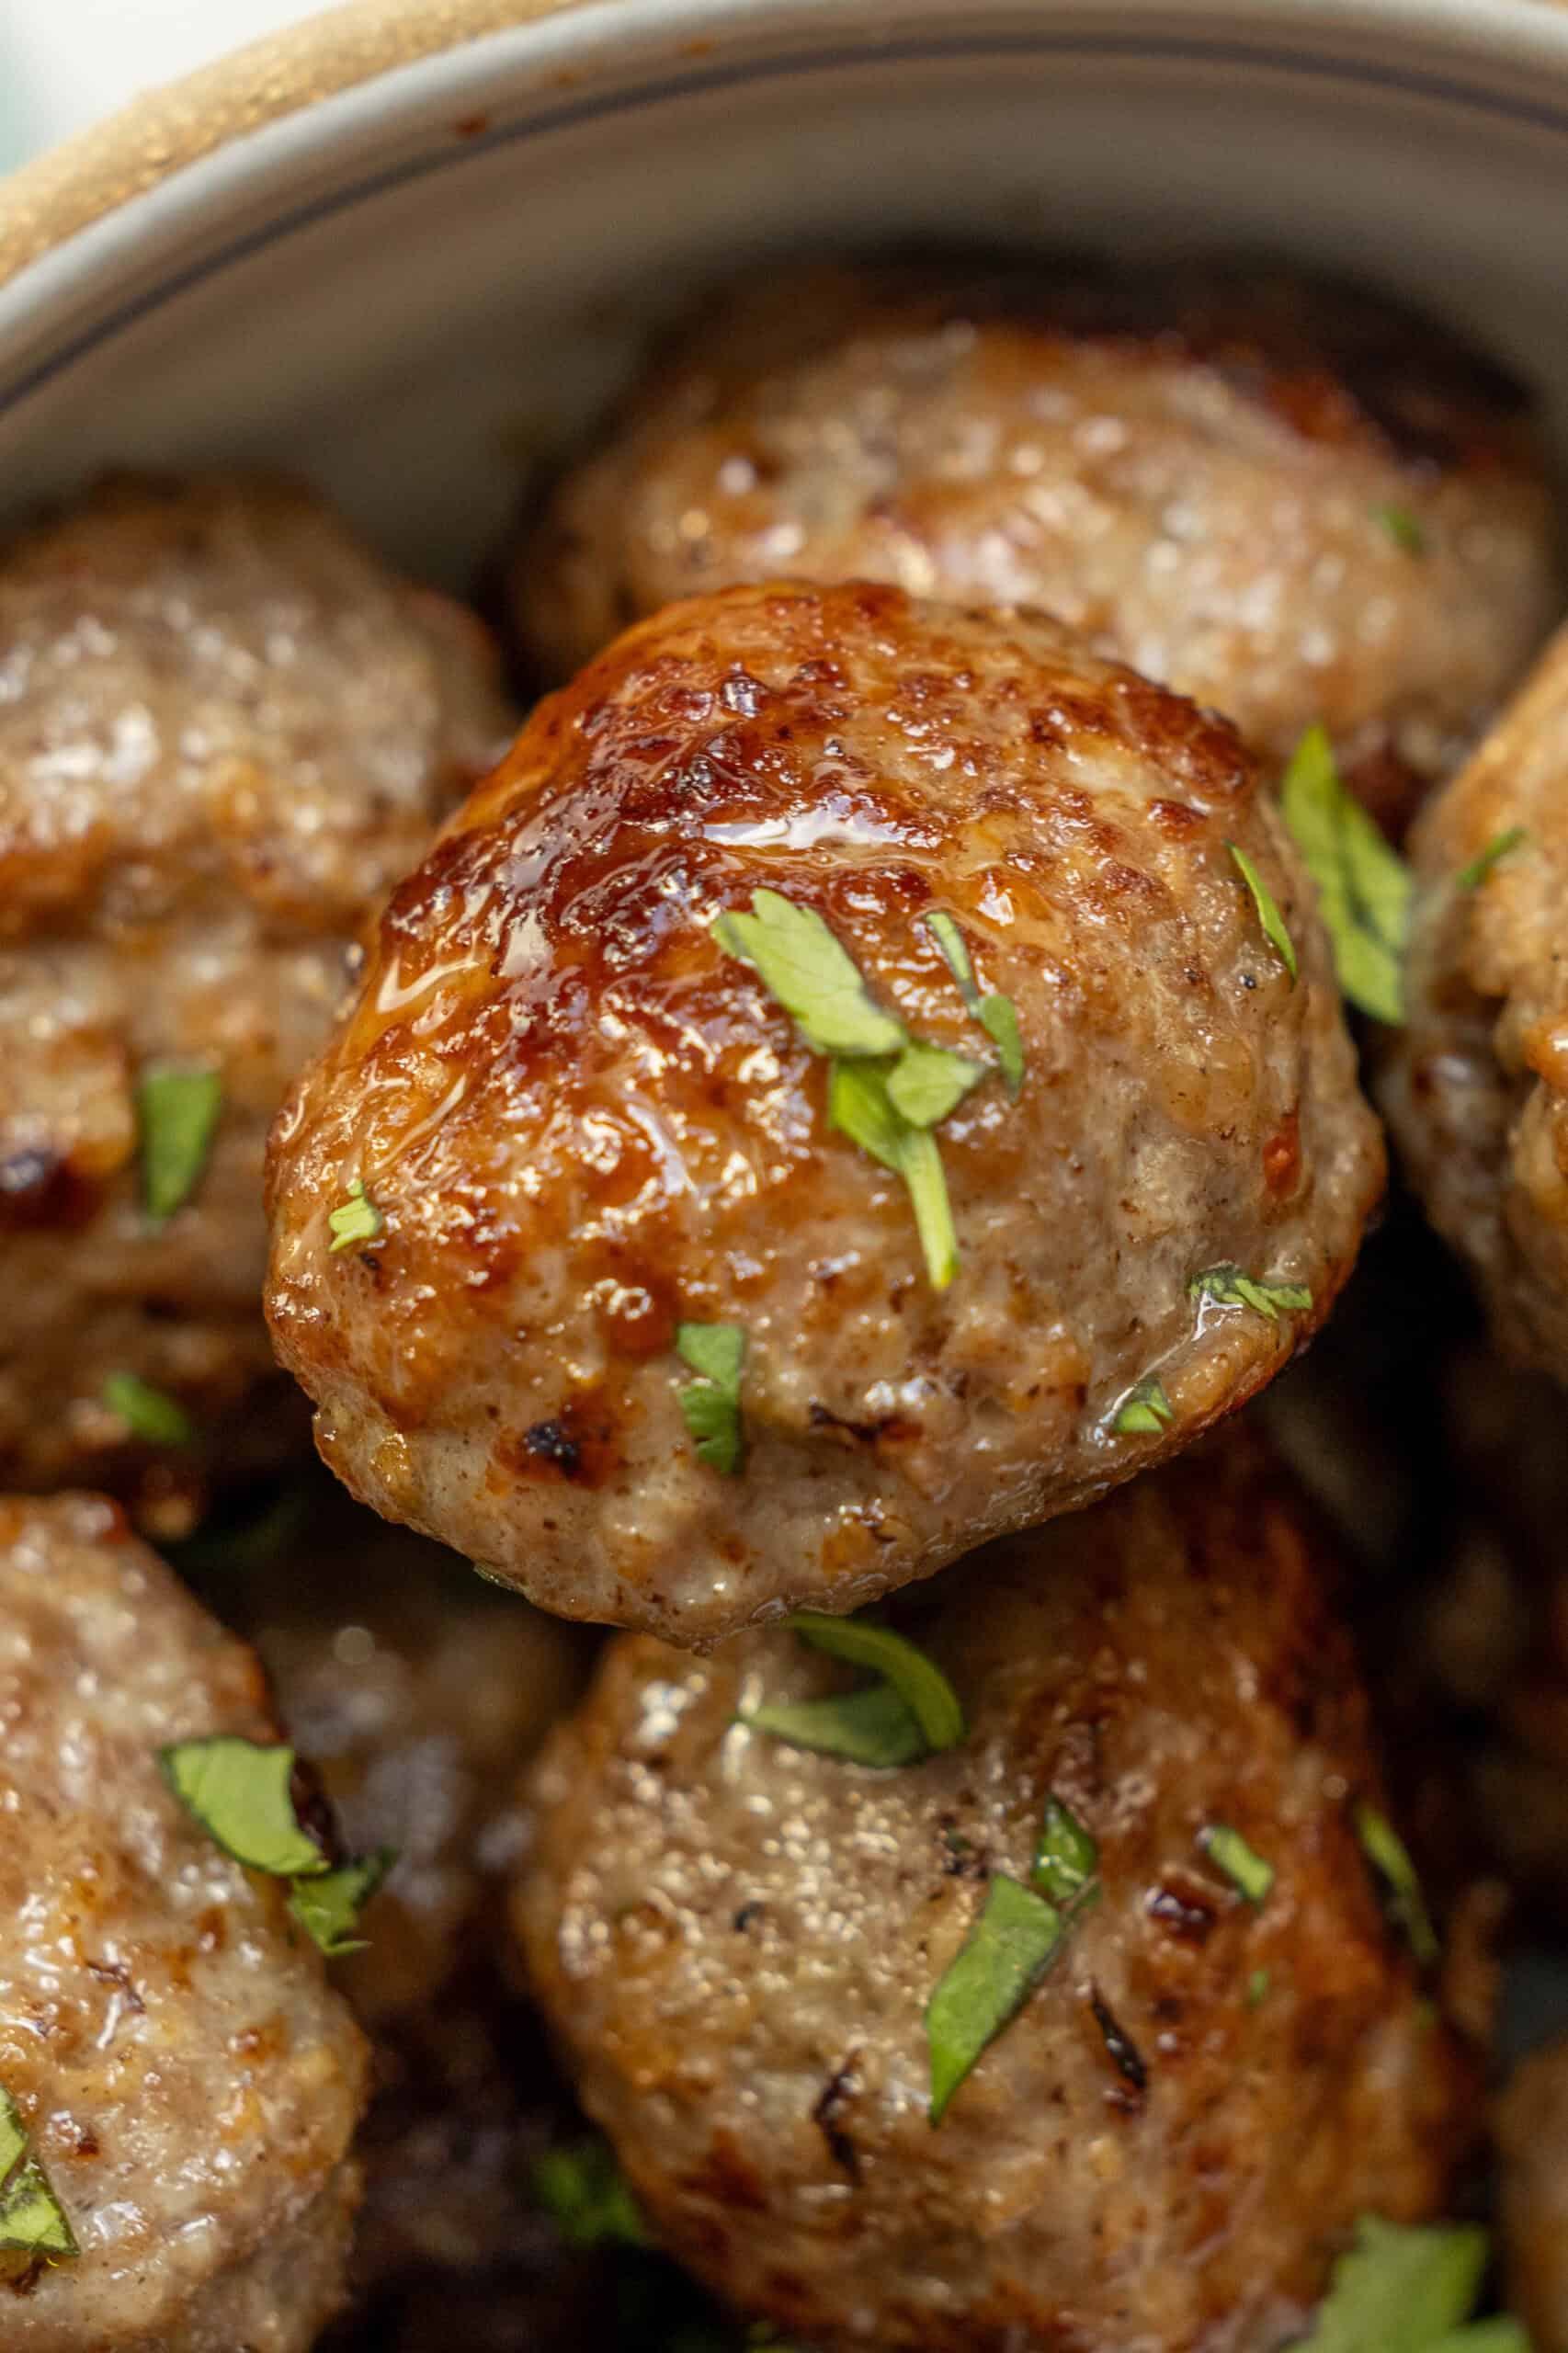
(4, 254, 1568, 2353)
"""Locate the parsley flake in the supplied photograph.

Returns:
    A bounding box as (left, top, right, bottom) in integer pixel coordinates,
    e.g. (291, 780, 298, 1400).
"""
(828, 1060, 958, 1289)
(743, 1679, 929, 1769)
(288, 1847, 397, 1956)
(1280, 723, 1413, 1024)
(328, 1177, 383, 1255)
(137, 1064, 222, 1222)
(926, 1875, 1071, 2122)
(1372, 504, 1428, 557)
(712, 889, 904, 1058)
(1295, 2217, 1511, 2353)
(787, 1611, 965, 1753)
(885, 1040, 987, 1128)
(1188, 1265, 1312, 1322)
(101, 1370, 193, 1448)
(676, 1322, 746, 1476)
(1354, 1801, 1438, 1967)
(532, 2136, 651, 2251)
(1114, 1376, 1175, 1435)
(0, 2085, 76, 2268)
(159, 1737, 327, 1878)
(1032, 1797, 1099, 1906)
(1246, 1967, 1271, 2007)
(1227, 843, 1299, 983)
(922, 911, 1027, 1096)
(1456, 826, 1528, 892)
(1201, 1823, 1275, 1905)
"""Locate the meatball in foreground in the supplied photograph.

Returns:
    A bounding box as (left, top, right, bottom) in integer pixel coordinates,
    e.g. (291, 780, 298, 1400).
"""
(267, 580, 1381, 1643)
(0, 474, 513, 1518)
(514, 258, 1558, 827)
(1382, 620, 1568, 1381)
(0, 1493, 368, 2351)
(514, 1438, 1473, 2353)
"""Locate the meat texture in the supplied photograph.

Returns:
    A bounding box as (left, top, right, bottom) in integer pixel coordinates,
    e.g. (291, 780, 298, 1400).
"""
(267, 579, 1381, 1643)
(513, 257, 1558, 827)
(1383, 617, 1568, 1383)
(1498, 2036, 1568, 2353)
(514, 1436, 1473, 2353)
(0, 475, 513, 1518)
(0, 1492, 368, 2351)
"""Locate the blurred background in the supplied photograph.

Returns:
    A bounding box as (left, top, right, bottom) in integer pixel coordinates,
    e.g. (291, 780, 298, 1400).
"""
(2, 0, 319, 168)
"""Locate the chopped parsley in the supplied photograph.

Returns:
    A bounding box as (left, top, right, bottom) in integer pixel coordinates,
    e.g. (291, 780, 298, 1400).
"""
(828, 1059, 958, 1290)
(1188, 1264, 1312, 1322)
(787, 1611, 964, 1752)
(1227, 843, 1299, 983)
(532, 2136, 651, 2251)
(742, 1679, 930, 1770)
(328, 1177, 383, 1254)
(712, 889, 905, 1059)
(0, 2085, 76, 2268)
(1372, 504, 1427, 556)
(1201, 1823, 1275, 1905)
(675, 1322, 747, 1476)
(1280, 723, 1413, 1025)
(1295, 2217, 1525, 2353)
(1246, 1967, 1271, 2007)
(1032, 1797, 1099, 1906)
(922, 910, 1027, 1096)
(884, 1039, 988, 1128)
(1114, 1375, 1174, 1435)
(101, 1370, 193, 1447)
(1456, 826, 1528, 892)
(1354, 1801, 1438, 1968)
(160, 1733, 392, 1956)
(137, 1064, 222, 1222)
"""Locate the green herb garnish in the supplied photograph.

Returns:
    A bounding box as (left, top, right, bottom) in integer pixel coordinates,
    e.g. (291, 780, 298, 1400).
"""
(287, 1847, 397, 1956)
(101, 1370, 193, 1447)
(532, 2136, 651, 2251)
(926, 1876, 1071, 2122)
(1201, 1823, 1275, 1905)
(1372, 504, 1427, 556)
(1456, 826, 1527, 892)
(743, 1679, 929, 1769)
(328, 1177, 383, 1254)
(137, 1064, 222, 1222)
(786, 1610, 965, 1753)
(1032, 1797, 1099, 1906)
(1295, 2217, 1508, 2353)
(1113, 1376, 1174, 1435)
(1246, 1967, 1271, 2006)
(676, 1322, 747, 1476)
(1188, 1265, 1312, 1322)
(1280, 723, 1413, 1024)
(1227, 843, 1299, 983)
(0, 2085, 76, 2266)
(829, 1060, 958, 1289)
(712, 889, 905, 1058)
(1354, 1801, 1438, 1967)
(885, 1039, 988, 1128)
(923, 910, 1027, 1096)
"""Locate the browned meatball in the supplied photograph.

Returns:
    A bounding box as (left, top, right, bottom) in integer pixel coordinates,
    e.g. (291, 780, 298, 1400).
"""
(1382, 619, 1568, 1383)
(513, 1436, 1473, 2353)
(0, 1492, 369, 2351)
(0, 474, 513, 1521)
(266, 580, 1381, 1644)
(513, 258, 1558, 828)
(1498, 2037, 1568, 2353)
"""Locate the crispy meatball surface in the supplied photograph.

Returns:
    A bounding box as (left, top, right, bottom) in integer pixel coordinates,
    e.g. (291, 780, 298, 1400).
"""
(514, 1437, 1472, 2353)
(0, 1492, 369, 2351)
(267, 579, 1381, 1643)
(514, 258, 1558, 827)
(1498, 2037, 1568, 2353)
(0, 475, 513, 1514)
(1381, 619, 1568, 1381)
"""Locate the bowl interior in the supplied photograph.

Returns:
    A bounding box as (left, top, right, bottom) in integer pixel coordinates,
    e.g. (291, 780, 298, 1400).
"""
(6, 0, 1568, 586)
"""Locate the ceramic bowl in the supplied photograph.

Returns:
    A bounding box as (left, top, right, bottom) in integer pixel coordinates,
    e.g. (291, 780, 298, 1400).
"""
(6, 0, 1568, 589)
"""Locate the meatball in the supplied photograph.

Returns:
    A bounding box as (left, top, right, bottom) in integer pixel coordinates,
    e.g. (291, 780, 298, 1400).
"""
(0, 474, 513, 1519)
(514, 1436, 1473, 2353)
(0, 1491, 369, 2351)
(267, 579, 1381, 1644)
(513, 258, 1558, 827)
(1498, 2037, 1568, 2353)
(1381, 620, 1568, 1382)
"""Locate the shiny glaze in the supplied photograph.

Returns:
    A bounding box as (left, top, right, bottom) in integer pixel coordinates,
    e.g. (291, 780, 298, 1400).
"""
(267, 581, 1382, 1643)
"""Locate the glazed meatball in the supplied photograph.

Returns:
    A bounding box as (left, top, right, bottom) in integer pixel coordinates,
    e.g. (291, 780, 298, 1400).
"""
(0, 474, 513, 1519)
(0, 1492, 369, 2351)
(267, 579, 1381, 1643)
(1497, 2037, 1568, 2353)
(514, 1437, 1473, 2353)
(1382, 619, 1568, 1382)
(513, 258, 1558, 827)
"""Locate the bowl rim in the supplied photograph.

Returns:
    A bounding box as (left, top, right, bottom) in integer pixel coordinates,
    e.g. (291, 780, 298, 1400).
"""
(7, 0, 1568, 300)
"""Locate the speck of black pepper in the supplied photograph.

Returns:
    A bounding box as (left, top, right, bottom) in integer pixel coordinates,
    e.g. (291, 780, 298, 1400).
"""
(1089, 1987, 1148, 2095)
(524, 1421, 582, 1477)
(733, 1902, 764, 1933)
